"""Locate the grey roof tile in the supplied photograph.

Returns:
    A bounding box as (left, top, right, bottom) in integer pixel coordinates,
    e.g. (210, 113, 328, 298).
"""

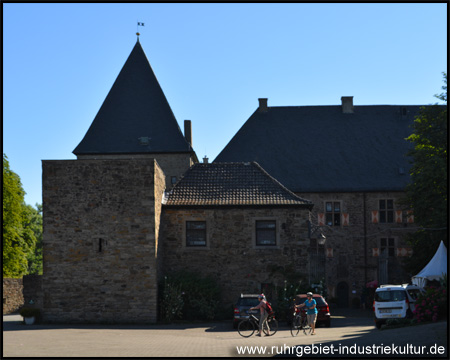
(73, 41, 192, 155)
(165, 162, 313, 207)
(214, 105, 443, 192)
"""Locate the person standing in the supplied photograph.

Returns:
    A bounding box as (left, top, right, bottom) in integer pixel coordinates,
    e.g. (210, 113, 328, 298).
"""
(250, 294, 270, 337)
(295, 292, 318, 335)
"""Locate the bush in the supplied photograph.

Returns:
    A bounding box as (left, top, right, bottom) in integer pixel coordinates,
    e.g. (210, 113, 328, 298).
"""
(158, 276, 184, 323)
(413, 285, 447, 323)
(19, 307, 41, 319)
(159, 271, 221, 322)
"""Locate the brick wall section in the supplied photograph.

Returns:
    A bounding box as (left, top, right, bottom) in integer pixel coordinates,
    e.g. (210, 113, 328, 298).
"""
(161, 207, 311, 307)
(42, 159, 165, 323)
(3, 278, 24, 314)
(297, 191, 416, 302)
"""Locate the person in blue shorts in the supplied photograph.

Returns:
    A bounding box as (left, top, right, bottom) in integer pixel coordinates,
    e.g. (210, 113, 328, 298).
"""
(295, 292, 318, 335)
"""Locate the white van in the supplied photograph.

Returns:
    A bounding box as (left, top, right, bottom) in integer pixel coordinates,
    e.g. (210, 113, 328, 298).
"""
(373, 284, 424, 329)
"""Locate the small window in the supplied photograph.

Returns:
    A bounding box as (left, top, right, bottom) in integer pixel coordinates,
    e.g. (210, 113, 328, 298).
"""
(186, 221, 206, 247)
(325, 201, 341, 226)
(256, 220, 276, 246)
(171, 176, 177, 185)
(379, 199, 394, 223)
(380, 237, 395, 257)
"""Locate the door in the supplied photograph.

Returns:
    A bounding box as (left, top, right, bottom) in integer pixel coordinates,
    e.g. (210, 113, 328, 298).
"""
(337, 281, 349, 308)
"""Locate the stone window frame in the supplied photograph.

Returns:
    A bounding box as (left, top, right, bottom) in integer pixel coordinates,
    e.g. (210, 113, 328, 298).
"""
(252, 217, 281, 249)
(379, 237, 396, 258)
(325, 200, 341, 227)
(182, 218, 211, 250)
(378, 199, 395, 224)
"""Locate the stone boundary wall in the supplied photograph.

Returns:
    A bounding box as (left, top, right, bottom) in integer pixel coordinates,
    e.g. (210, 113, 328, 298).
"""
(3, 278, 24, 314)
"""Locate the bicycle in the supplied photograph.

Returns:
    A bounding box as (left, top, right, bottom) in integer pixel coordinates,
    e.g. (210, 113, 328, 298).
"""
(290, 308, 311, 336)
(237, 310, 278, 337)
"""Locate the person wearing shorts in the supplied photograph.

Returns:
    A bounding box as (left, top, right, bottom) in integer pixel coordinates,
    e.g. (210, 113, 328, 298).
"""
(295, 292, 318, 335)
(250, 294, 270, 337)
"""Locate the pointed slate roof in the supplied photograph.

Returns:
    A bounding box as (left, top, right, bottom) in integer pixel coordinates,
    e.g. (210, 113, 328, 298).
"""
(73, 40, 192, 155)
(164, 162, 313, 207)
(214, 104, 440, 193)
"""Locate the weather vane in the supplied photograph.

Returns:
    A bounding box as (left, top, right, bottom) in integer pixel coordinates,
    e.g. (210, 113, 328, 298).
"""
(136, 21, 144, 39)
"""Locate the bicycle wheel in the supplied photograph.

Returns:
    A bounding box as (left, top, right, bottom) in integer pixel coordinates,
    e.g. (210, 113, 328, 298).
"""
(290, 316, 301, 337)
(238, 319, 255, 338)
(302, 318, 311, 335)
(263, 317, 278, 336)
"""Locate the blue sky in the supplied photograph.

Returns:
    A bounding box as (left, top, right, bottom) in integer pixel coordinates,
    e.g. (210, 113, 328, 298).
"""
(3, 3, 447, 208)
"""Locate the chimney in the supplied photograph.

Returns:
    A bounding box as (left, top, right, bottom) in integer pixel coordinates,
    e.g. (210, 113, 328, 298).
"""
(258, 98, 268, 113)
(203, 156, 209, 164)
(341, 96, 354, 113)
(184, 120, 192, 146)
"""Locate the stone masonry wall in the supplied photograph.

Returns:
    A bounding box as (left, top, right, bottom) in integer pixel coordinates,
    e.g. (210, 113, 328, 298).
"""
(77, 153, 194, 190)
(297, 191, 416, 305)
(42, 159, 165, 323)
(3, 278, 24, 314)
(161, 206, 311, 307)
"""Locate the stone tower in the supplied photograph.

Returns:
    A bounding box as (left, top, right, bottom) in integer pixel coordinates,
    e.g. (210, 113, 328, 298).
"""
(73, 39, 198, 187)
(41, 40, 196, 323)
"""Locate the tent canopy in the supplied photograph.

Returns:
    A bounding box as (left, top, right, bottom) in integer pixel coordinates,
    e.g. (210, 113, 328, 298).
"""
(411, 241, 447, 287)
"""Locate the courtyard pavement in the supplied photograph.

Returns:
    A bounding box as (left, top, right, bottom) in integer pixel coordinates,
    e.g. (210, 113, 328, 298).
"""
(2, 309, 447, 357)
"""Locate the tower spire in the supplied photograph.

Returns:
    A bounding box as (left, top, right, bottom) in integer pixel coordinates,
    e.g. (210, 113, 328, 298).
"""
(137, 21, 144, 41)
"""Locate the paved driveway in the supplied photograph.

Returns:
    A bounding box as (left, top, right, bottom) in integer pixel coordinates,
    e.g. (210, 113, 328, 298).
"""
(3, 310, 447, 357)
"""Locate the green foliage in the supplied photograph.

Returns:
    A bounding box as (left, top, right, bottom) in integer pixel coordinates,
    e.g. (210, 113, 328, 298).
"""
(400, 73, 448, 275)
(3, 154, 29, 277)
(19, 307, 41, 318)
(159, 271, 221, 322)
(413, 285, 447, 323)
(3, 154, 43, 277)
(384, 318, 417, 328)
(268, 264, 311, 321)
(158, 276, 184, 323)
(25, 204, 43, 275)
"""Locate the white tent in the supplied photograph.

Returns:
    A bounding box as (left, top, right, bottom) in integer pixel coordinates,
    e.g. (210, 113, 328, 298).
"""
(411, 241, 447, 288)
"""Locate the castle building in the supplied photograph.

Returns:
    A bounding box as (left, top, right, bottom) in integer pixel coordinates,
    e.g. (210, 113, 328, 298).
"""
(41, 38, 427, 322)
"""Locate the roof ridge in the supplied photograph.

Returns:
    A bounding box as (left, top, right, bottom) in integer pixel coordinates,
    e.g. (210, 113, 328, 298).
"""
(250, 162, 313, 204)
(165, 162, 313, 207)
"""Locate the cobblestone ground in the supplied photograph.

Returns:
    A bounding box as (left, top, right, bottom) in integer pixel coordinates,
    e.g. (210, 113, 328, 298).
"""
(3, 312, 447, 357)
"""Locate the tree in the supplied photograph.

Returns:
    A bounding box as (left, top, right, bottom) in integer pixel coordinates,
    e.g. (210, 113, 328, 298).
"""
(401, 73, 447, 275)
(25, 204, 43, 275)
(3, 154, 41, 277)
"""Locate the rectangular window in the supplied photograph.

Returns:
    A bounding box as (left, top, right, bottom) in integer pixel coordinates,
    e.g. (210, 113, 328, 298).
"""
(380, 237, 395, 257)
(256, 220, 276, 246)
(325, 201, 341, 226)
(186, 221, 206, 247)
(379, 199, 394, 223)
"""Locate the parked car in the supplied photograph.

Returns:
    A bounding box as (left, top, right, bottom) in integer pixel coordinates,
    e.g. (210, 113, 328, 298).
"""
(373, 283, 424, 329)
(233, 294, 261, 328)
(287, 294, 331, 327)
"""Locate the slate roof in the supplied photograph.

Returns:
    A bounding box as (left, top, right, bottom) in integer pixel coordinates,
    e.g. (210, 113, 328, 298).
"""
(164, 162, 313, 207)
(214, 104, 435, 193)
(73, 40, 193, 156)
